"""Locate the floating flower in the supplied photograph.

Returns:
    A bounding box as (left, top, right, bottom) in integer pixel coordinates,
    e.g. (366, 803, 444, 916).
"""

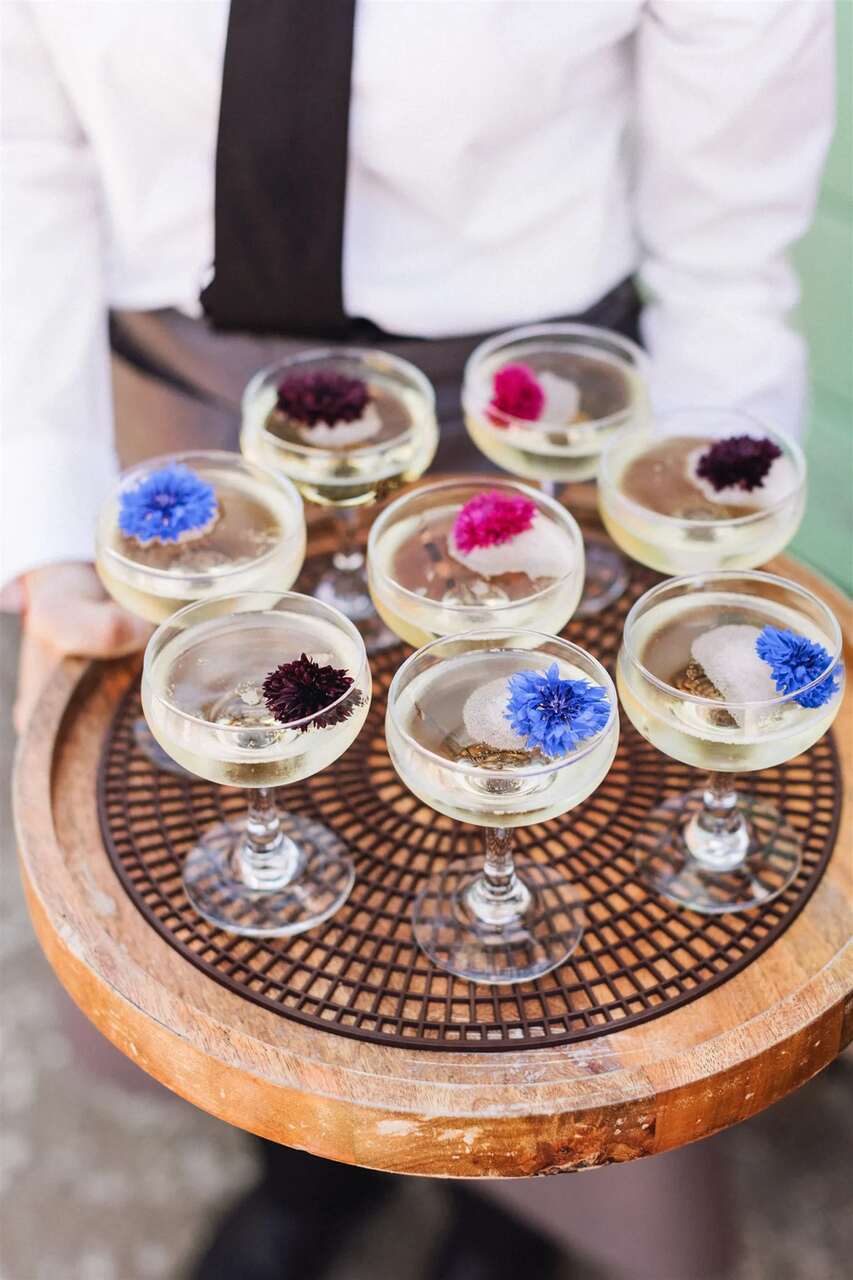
(487, 363, 545, 425)
(696, 435, 782, 492)
(262, 654, 362, 730)
(755, 626, 839, 709)
(276, 371, 369, 427)
(118, 464, 218, 546)
(505, 663, 610, 757)
(452, 490, 537, 553)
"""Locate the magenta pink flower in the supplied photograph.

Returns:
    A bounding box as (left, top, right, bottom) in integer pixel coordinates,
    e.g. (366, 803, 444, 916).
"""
(452, 491, 537, 553)
(487, 363, 545, 426)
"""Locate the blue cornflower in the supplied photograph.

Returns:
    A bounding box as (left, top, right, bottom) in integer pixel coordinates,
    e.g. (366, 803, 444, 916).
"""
(505, 663, 610, 758)
(755, 626, 840, 709)
(119, 464, 219, 546)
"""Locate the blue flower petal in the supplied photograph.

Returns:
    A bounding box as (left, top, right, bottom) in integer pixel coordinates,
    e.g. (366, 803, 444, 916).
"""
(755, 625, 839, 710)
(119, 464, 218, 546)
(504, 665, 610, 758)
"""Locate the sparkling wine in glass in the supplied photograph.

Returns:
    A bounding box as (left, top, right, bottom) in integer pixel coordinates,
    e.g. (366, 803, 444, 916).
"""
(367, 477, 584, 647)
(598, 408, 806, 575)
(142, 591, 371, 936)
(241, 348, 438, 650)
(386, 629, 619, 983)
(96, 450, 306, 773)
(618, 570, 844, 914)
(462, 323, 649, 616)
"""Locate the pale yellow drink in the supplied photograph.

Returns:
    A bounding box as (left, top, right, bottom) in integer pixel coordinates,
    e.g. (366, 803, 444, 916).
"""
(241, 360, 437, 508)
(617, 590, 841, 774)
(599, 414, 805, 575)
(97, 452, 305, 624)
(367, 479, 584, 647)
(142, 608, 370, 788)
(387, 648, 617, 828)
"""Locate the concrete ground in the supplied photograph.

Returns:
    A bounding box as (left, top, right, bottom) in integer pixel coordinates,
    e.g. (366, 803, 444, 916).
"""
(1, 614, 851, 1280)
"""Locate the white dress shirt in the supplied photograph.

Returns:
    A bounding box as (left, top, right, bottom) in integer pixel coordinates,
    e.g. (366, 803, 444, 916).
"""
(0, 0, 834, 590)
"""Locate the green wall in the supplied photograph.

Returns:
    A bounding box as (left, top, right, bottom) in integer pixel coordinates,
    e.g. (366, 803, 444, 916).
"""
(790, 0, 853, 594)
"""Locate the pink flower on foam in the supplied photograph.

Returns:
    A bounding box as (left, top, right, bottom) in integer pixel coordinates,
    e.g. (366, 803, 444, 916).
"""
(452, 491, 537, 553)
(486, 363, 545, 427)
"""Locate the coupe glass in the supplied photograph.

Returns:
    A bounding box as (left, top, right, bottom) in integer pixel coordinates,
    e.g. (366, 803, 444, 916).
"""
(386, 629, 619, 983)
(96, 449, 306, 774)
(142, 592, 371, 937)
(599, 408, 806, 574)
(241, 347, 438, 651)
(462, 323, 649, 615)
(618, 571, 844, 914)
(366, 476, 585, 647)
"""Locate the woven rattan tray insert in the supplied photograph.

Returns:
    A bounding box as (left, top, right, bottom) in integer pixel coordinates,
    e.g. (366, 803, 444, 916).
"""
(98, 558, 841, 1052)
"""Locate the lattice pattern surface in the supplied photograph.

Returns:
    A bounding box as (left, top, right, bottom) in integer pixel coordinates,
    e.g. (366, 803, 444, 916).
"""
(98, 561, 841, 1052)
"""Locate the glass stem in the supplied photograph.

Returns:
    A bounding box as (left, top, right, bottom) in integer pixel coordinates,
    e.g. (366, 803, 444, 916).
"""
(684, 773, 750, 873)
(332, 507, 365, 573)
(466, 827, 531, 926)
(238, 787, 299, 892)
(540, 480, 558, 498)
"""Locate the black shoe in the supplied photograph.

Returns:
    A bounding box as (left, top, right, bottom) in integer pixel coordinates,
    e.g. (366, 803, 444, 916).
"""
(426, 1187, 560, 1280)
(188, 1141, 394, 1280)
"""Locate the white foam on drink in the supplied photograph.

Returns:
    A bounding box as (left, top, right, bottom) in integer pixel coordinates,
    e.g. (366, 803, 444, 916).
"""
(462, 677, 527, 750)
(448, 512, 571, 580)
(299, 403, 383, 447)
(686, 448, 798, 510)
(540, 372, 581, 423)
(691, 625, 778, 728)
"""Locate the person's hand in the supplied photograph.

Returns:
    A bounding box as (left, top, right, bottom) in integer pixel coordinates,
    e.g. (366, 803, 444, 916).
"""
(14, 562, 152, 734)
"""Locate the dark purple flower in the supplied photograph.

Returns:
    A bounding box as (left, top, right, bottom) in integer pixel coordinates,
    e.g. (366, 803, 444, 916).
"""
(276, 371, 369, 427)
(696, 435, 782, 492)
(262, 654, 361, 730)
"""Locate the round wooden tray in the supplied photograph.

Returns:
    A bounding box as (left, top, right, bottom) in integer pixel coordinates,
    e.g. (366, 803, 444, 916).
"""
(14, 493, 852, 1177)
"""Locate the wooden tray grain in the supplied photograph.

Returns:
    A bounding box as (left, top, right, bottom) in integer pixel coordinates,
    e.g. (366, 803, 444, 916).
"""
(13, 492, 852, 1177)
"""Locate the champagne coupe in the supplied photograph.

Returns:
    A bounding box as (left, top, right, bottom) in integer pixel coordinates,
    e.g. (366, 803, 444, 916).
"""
(96, 450, 306, 773)
(598, 408, 806, 575)
(618, 571, 844, 914)
(241, 347, 438, 651)
(462, 323, 649, 615)
(386, 629, 619, 983)
(142, 592, 371, 937)
(366, 477, 585, 647)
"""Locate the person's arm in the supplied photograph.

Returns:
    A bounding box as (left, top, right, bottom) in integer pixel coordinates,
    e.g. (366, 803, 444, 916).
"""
(2, 4, 149, 730)
(635, 0, 835, 436)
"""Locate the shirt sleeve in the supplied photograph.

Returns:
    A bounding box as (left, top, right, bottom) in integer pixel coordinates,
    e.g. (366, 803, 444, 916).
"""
(635, 0, 835, 438)
(0, 3, 118, 597)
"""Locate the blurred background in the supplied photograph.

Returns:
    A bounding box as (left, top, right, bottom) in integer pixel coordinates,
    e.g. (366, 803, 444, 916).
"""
(1, 6, 850, 1279)
(790, 0, 852, 593)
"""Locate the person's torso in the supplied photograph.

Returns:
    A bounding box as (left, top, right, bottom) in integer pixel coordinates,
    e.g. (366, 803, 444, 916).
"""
(34, 0, 643, 336)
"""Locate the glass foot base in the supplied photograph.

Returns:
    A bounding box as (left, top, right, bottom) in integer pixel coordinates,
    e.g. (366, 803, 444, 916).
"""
(575, 537, 630, 617)
(133, 718, 193, 779)
(182, 813, 355, 938)
(313, 565, 398, 654)
(635, 791, 802, 914)
(413, 855, 585, 985)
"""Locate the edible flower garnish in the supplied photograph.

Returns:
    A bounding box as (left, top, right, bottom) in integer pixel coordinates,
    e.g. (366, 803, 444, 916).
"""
(505, 664, 609, 758)
(487, 363, 545, 425)
(452, 490, 537, 553)
(755, 626, 839, 709)
(262, 654, 362, 730)
(696, 435, 782, 492)
(118, 464, 218, 546)
(276, 371, 369, 427)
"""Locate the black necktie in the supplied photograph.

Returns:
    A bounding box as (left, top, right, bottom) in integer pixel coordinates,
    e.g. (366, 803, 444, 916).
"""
(201, 0, 356, 337)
